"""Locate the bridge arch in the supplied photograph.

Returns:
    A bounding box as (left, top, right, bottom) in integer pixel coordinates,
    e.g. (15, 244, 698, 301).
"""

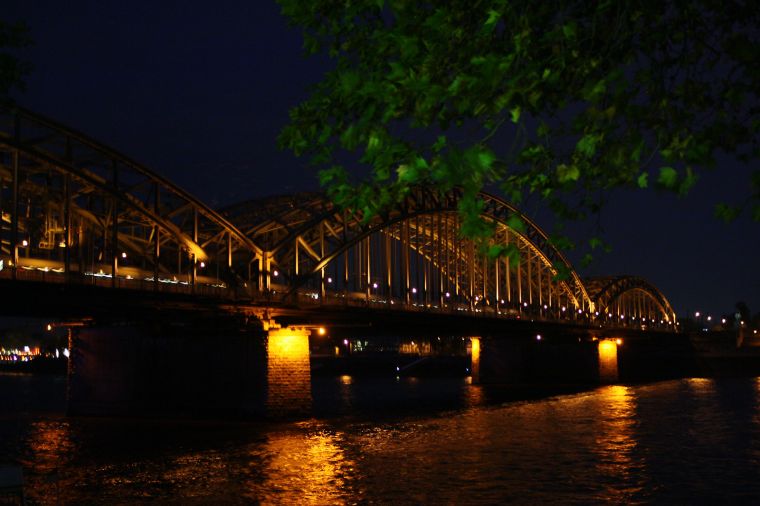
(223, 187, 595, 315)
(585, 276, 676, 325)
(0, 105, 262, 289)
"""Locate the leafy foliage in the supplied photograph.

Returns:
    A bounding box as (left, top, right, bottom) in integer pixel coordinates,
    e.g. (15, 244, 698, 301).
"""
(277, 1, 760, 254)
(0, 20, 32, 102)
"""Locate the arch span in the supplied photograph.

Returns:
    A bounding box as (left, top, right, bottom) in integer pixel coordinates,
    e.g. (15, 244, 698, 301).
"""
(223, 187, 595, 314)
(585, 276, 676, 325)
(0, 105, 262, 289)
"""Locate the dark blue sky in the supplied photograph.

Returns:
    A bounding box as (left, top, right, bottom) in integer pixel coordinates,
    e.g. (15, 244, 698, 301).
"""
(5, 1, 759, 319)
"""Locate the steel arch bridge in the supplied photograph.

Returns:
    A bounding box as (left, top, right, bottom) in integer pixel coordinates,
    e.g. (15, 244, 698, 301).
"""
(0, 106, 676, 329)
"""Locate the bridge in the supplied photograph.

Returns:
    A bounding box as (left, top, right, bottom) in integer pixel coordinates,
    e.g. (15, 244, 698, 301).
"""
(0, 105, 675, 328)
(0, 106, 687, 418)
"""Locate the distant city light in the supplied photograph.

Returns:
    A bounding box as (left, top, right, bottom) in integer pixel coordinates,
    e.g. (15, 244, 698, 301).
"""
(412, 287, 417, 294)
(695, 311, 700, 317)
(121, 252, 127, 258)
(327, 277, 333, 283)
(317, 327, 326, 336)
(273, 270, 279, 277)
(21, 239, 28, 247)
(200, 261, 205, 268)
(536, 334, 542, 341)
(372, 282, 378, 289)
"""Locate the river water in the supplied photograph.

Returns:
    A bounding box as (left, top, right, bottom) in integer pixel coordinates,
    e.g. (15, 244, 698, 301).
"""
(2, 373, 760, 504)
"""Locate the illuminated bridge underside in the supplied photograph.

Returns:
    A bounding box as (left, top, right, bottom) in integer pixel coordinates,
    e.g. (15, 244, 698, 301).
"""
(1, 106, 675, 328)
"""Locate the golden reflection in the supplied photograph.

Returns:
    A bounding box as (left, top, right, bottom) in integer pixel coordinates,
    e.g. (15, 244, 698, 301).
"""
(464, 383, 485, 408)
(23, 420, 74, 504)
(248, 426, 357, 504)
(593, 385, 642, 499)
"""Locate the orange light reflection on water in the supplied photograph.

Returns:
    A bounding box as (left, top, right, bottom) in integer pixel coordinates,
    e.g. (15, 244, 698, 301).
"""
(593, 385, 644, 499)
(247, 425, 358, 504)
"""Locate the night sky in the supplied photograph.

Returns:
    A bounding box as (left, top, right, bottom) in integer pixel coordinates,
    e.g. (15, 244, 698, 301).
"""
(5, 1, 759, 320)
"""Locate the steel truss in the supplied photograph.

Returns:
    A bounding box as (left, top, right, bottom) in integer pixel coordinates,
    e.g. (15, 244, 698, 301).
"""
(0, 105, 260, 293)
(223, 187, 597, 319)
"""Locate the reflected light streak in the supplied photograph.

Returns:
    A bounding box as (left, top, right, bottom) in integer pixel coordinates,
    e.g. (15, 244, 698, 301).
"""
(249, 428, 357, 504)
(593, 385, 644, 499)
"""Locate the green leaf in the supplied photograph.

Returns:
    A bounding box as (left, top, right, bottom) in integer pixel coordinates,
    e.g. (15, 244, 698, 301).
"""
(484, 9, 500, 31)
(714, 203, 740, 222)
(432, 135, 447, 153)
(562, 22, 577, 39)
(506, 214, 526, 233)
(589, 237, 604, 250)
(637, 172, 648, 188)
(510, 106, 521, 123)
(556, 164, 580, 183)
(657, 167, 678, 189)
(576, 133, 600, 158)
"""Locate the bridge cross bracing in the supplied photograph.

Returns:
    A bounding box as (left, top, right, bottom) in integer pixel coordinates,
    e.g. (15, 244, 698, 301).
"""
(0, 106, 676, 328)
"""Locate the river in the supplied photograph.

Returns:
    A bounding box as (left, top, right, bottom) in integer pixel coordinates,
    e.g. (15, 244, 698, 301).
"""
(2, 372, 760, 504)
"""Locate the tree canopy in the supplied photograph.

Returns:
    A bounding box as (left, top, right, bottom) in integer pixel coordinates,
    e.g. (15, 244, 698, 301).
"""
(278, 0, 760, 256)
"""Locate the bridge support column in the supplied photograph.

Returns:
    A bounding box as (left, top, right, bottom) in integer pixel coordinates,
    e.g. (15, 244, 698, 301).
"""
(598, 339, 619, 383)
(265, 326, 312, 418)
(67, 321, 270, 419)
(469, 337, 481, 384)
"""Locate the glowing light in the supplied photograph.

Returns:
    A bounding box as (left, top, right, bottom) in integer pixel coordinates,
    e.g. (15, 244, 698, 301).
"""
(46, 324, 52, 332)
(62, 348, 70, 358)
(343, 339, 349, 346)
(707, 316, 712, 321)
(445, 292, 451, 298)
(21, 239, 28, 247)
(273, 270, 279, 277)
(327, 277, 333, 283)
(317, 327, 326, 336)
(616, 338, 623, 345)
(470, 337, 480, 382)
(200, 261, 205, 268)
(523, 302, 528, 307)
(121, 252, 127, 259)
(412, 287, 417, 294)
(536, 334, 542, 341)
(695, 311, 700, 317)
(562, 306, 566, 312)
(620, 314, 625, 319)
(372, 282, 378, 289)
(58, 241, 66, 248)
(598, 339, 619, 383)
(722, 318, 726, 324)
(578, 309, 582, 314)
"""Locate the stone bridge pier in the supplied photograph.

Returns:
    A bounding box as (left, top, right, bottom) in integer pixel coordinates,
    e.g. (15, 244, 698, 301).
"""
(67, 318, 313, 419)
